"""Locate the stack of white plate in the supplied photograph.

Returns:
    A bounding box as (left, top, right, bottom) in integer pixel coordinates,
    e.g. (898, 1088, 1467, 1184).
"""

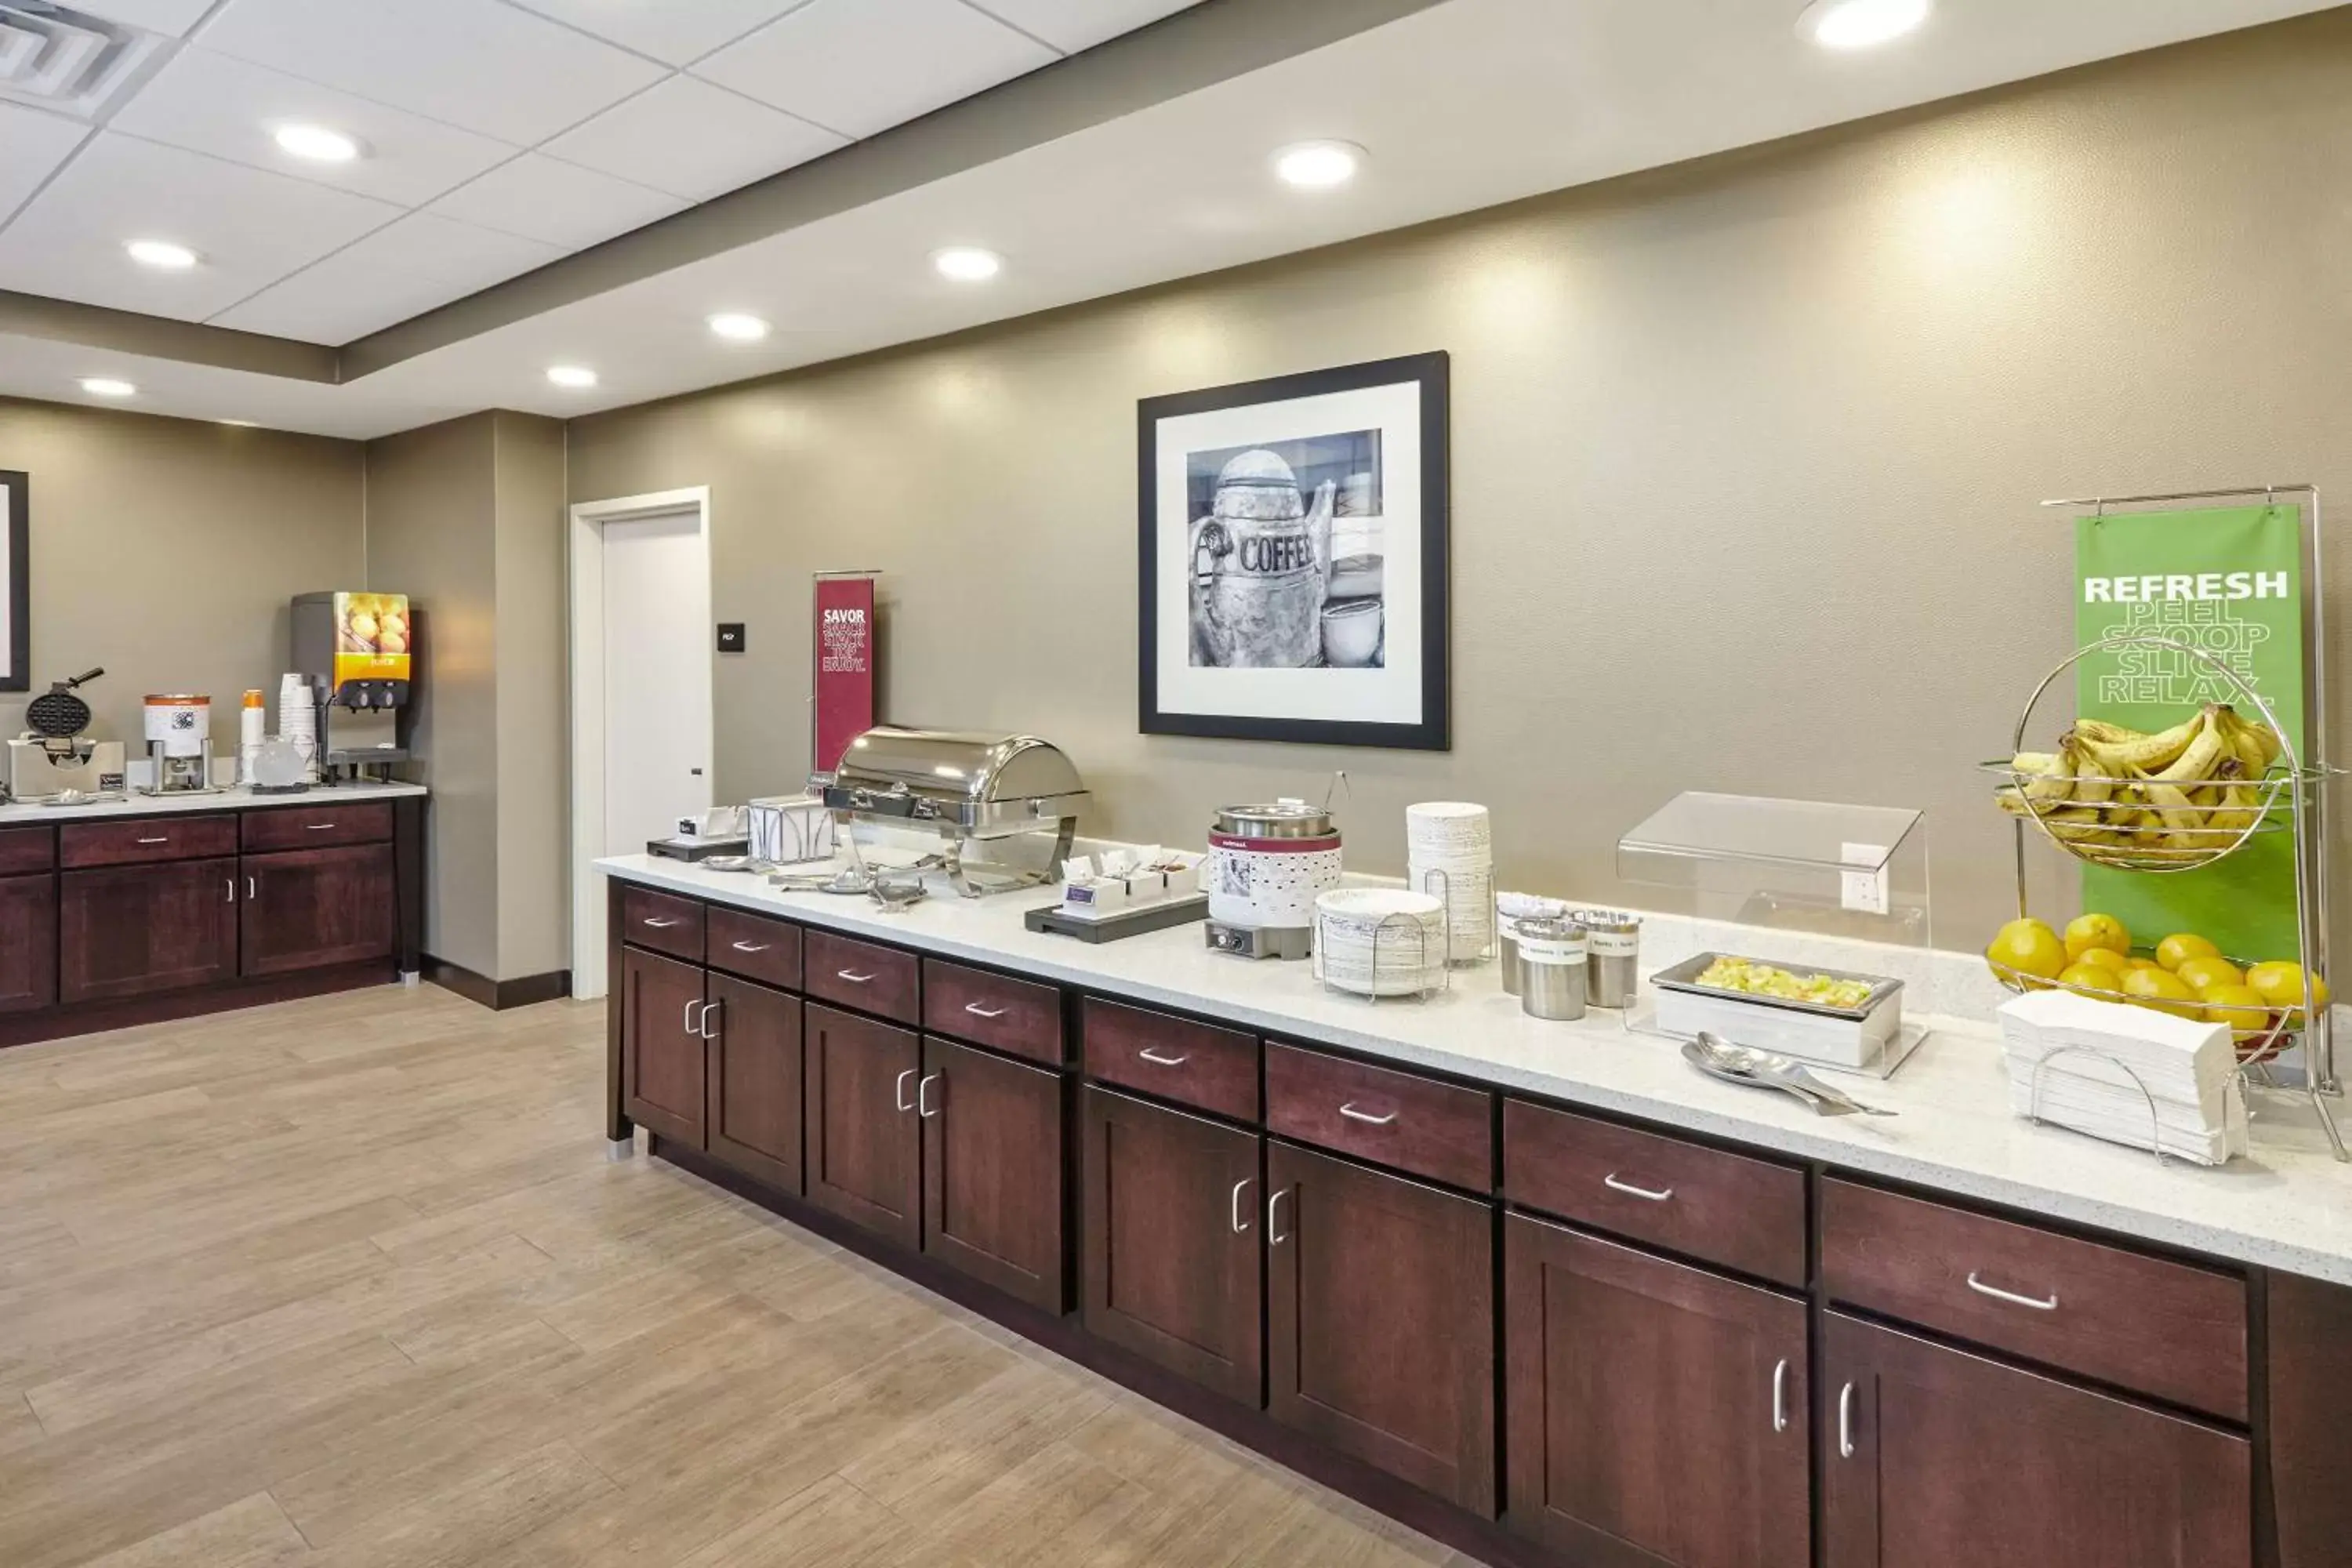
(1406, 802, 1494, 961)
(1313, 889, 1447, 997)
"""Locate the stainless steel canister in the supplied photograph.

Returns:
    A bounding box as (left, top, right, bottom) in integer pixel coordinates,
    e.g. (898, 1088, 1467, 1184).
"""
(1574, 909, 1642, 1008)
(1517, 919, 1588, 1022)
(1499, 920, 1525, 996)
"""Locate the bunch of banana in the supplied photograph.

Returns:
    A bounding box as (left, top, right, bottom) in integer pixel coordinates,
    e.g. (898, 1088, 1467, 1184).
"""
(1994, 704, 2285, 859)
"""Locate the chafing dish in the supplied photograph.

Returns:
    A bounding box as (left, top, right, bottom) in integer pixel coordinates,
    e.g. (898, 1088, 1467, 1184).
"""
(821, 726, 1087, 897)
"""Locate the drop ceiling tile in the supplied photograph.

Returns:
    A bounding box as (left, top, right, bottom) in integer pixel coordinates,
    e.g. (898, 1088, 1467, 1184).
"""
(695, 0, 1057, 139)
(965, 0, 1201, 54)
(0, 102, 87, 225)
(0, 132, 401, 322)
(427, 152, 684, 249)
(502, 0, 812, 67)
(543, 74, 844, 201)
(109, 48, 518, 208)
(54, 0, 217, 38)
(211, 212, 561, 342)
(192, 0, 667, 145)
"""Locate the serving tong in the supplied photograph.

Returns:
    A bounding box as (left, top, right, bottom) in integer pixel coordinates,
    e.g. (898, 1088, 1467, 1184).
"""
(1682, 1032, 1896, 1118)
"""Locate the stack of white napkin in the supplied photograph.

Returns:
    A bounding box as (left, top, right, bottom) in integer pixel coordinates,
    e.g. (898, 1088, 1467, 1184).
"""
(1997, 990, 2249, 1166)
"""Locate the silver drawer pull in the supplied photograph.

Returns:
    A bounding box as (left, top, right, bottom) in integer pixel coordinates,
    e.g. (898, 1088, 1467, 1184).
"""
(1771, 1359, 1789, 1433)
(698, 1000, 721, 1040)
(1838, 1381, 1857, 1458)
(137, 836, 169, 845)
(1230, 1178, 1252, 1235)
(682, 1000, 702, 1035)
(1138, 1047, 1189, 1067)
(837, 969, 874, 984)
(1603, 1174, 1674, 1203)
(1338, 1102, 1396, 1126)
(1965, 1272, 2059, 1312)
(304, 822, 337, 831)
(224, 877, 235, 903)
(731, 941, 771, 953)
(964, 1004, 1008, 1019)
(247, 876, 256, 900)
(1266, 1186, 1294, 1246)
(642, 917, 682, 929)
(895, 1069, 916, 1112)
(917, 1073, 941, 1119)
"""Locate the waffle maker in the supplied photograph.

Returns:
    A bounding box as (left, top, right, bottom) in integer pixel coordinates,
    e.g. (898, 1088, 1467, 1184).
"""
(6, 668, 125, 800)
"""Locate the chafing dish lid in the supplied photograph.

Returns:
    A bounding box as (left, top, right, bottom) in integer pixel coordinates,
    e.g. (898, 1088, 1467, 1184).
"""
(1212, 800, 1338, 840)
(832, 726, 1083, 804)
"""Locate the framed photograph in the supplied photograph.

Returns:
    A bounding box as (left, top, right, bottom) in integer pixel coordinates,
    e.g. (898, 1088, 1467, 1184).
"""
(0, 470, 24, 694)
(1138, 352, 1449, 750)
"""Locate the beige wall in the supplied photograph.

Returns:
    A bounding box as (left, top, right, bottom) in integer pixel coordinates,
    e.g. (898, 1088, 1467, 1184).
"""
(567, 13, 2352, 954)
(490, 412, 570, 981)
(0, 397, 362, 750)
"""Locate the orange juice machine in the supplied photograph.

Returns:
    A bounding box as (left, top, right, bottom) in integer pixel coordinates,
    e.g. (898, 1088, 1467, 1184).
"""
(290, 591, 416, 778)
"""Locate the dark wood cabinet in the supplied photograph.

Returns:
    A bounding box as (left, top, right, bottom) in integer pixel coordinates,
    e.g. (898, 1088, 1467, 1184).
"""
(1820, 1311, 2250, 1568)
(704, 973, 803, 1194)
(0, 874, 56, 1014)
(1504, 1214, 1809, 1568)
(1080, 1087, 1261, 1405)
(1265, 1139, 1495, 1515)
(920, 1035, 1065, 1310)
(619, 946, 708, 1148)
(58, 857, 238, 1004)
(803, 1002, 922, 1250)
(239, 844, 397, 977)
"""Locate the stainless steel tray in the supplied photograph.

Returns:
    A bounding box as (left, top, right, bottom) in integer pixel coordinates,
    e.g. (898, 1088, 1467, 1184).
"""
(1650, 952, 1904, 1022)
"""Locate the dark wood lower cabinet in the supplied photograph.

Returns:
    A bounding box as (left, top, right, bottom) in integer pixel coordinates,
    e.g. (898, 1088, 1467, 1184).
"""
(240, 844, 397, 977)
(1081, 1087, 1262, 1406)
(704, 973, 803, 1194)
(1504, 1214, 1809, 1568)
(1820, 1311, 2250, 1568)
(1266, 1139, 1495, 1515)
(0, 874, 56, 1014)
(920, 1035, 1065, 1311)
(619, 946, 707, 1148)
(58, 857, 238, 1004)
(803, 1003, 921, 1250)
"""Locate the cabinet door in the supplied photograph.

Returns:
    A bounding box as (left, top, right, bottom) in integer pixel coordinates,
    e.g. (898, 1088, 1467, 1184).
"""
(1821, 1311, 2250, 1568)
(0, 873, 56, 1014)
(58, 858, 238, 1004)
(1266, 1140, 1496, 1515)
(1504, 1214, 1809, 1568)
(803, 1003, 921, 1250)
(1080, 1087, 1261, 1405)
(921, 1036, 1065, 1311)
(705, 973, 803, 1193)
(620, 946, 707, 1148)
(240, 844, 396, 977)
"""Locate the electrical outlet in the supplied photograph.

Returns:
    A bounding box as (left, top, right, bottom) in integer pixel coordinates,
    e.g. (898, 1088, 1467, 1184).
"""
(1841, 842, 1890, 916)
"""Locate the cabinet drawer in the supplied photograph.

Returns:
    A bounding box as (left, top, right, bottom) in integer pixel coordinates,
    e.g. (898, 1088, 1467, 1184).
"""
(1504, 1099, 1808, 1287)
(804, 930, 920, 1025)
(1820, 1178, 2247, 1421)
(60, 815, 238, 868)
(707, 906, 801, 991)
(924, 959, 1062, 1065)
(1084, 998, 1258, 1121)
(0, 825, 54, 874)
(1265, 1042, 1493, 1192)
(621, 886, 706, 963)
(240, 800, 393, 851)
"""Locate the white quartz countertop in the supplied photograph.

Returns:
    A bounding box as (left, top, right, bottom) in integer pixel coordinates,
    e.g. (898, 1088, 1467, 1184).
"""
(601, 853, 2352, 1288)
(0, 780, 425, 826)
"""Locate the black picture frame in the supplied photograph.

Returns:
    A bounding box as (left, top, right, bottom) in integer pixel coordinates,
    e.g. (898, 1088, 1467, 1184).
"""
(1137, 351, 1450, 751)
(1, 470, 25, 695)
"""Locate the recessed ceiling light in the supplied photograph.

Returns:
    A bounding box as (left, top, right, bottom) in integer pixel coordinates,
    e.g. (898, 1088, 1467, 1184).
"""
(706, 312, 771, 343)
(546, 365, 598, 389)
(1272, 140, 1364, 190)
(80, 378, 137, 398)
(274, 123, 364, 163)
(1797, 0, 1931, 49)
(932, 246, 1003, 283)
(125, 239, 200, 270)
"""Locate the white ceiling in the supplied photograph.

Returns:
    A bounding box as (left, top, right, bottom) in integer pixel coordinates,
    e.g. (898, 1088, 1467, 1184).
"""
(0, 0, 2339, 437)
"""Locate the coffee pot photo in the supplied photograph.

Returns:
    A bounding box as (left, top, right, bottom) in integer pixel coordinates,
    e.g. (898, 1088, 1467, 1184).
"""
(1189, 448, 1338, 668)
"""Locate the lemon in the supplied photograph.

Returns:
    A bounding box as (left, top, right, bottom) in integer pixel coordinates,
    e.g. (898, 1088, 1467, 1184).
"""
(2172, 954, 2245, 994)
(2064, 913, 2131, 962)
(2156, 933, 2223, 973)
(2071, 947, 2132, 978)
(2057, 962, 2127, 997)
(2199, 983, 2274, 1033)
(1986, 919, 2067, 984)
(2125, 956, 2164, 973)
(2122, 966, 2202, 1018)
(2246, 962, 2330, 1023)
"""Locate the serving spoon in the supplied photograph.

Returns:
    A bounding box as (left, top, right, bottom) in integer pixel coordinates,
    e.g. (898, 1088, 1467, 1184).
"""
(1682, 1032, 1896, 1117)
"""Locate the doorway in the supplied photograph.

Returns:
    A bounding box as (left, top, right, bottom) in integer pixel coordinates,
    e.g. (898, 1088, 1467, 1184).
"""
(569, 488, 712, 999)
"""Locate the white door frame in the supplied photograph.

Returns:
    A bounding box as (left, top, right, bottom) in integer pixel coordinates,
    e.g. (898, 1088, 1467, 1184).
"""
(568, 486, 712, 1000)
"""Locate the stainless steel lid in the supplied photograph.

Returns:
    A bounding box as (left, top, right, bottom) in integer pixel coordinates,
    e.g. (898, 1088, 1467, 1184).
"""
(832, 726, 1083, 804)
(1213, 800, 1338, 840)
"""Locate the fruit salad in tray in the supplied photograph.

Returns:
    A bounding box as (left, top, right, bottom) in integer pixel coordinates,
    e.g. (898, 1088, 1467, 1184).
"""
(1651, 953, 1905, 1069)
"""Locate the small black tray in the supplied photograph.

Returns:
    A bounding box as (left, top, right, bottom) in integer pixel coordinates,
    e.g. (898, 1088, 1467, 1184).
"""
(1026, 895, 1210, 943)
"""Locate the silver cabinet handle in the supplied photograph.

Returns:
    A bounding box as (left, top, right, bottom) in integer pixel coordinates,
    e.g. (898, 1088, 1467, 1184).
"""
(224, 877, 235, 903)
(137, 836, 169, 845)
(247, 875, 256, 900)
(1138, 1047, 1189, 1067)
(964, 1003, 1007, 1019)
(1772, 1359, 1790, 1433)
(1338, 1102, 1396, 1126)
(698, 1000, 721, 1040)
(731, 941, 770, 953)
(643, 917, 682, 929)
(837, 969, 874, 984)
(917, 1073, 941, 1119)
(1966, 1272, 2059, 1312)
(895, 1069, 916, 1112)
(1838, 1381, 1857, 1459)
(1230, 1178, 1252, 1235)
(304, 822, 337, 831)
(684, 1000, 707, 1036)
(1267, 1186, 1294, 1246)
(1604, 1174, 1674, 1203)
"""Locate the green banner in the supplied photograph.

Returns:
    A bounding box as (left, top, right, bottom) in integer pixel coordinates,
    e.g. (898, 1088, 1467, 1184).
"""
(2074, 505, 2304, 963)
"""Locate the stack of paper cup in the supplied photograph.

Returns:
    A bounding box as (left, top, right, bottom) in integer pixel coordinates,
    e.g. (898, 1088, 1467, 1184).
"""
(278, 673, 318, 780)
(1406, 802, 1495, 963)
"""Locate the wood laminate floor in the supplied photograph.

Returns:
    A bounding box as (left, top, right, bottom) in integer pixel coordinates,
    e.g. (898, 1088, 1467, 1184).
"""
(0, 985, 1472, 1567)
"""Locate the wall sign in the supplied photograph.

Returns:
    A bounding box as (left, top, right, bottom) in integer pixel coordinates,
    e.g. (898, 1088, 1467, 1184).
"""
(811, 574, 876, 782)
(1138, 353, 1450, 750)
(0, 470, 24, 692)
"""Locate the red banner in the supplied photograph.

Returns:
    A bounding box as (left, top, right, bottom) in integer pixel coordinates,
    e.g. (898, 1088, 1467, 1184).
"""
(812, 575, 876, 779)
